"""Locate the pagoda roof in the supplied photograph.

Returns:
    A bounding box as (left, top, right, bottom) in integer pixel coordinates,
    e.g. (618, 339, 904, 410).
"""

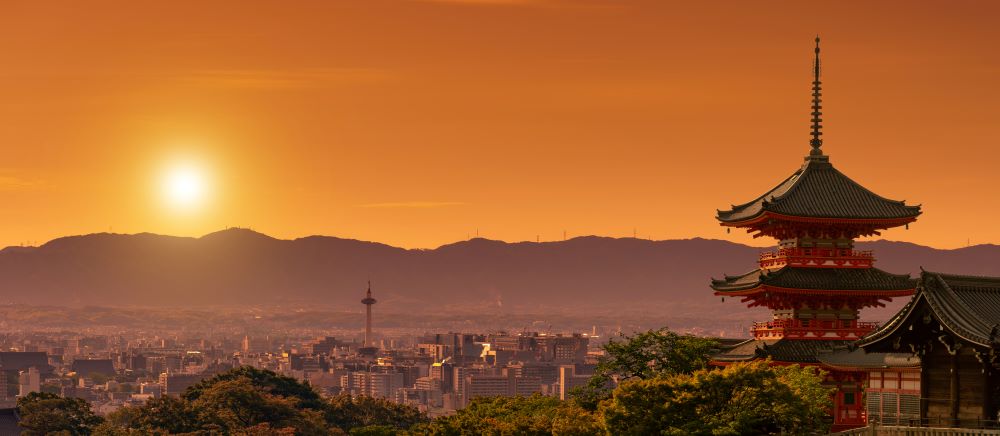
(711, 266, 917, 294)
(716, 156, 921, 225)
(713, 338, 850, 364)
(859, 271, 1000, 350)
(815, 348, 919, 370)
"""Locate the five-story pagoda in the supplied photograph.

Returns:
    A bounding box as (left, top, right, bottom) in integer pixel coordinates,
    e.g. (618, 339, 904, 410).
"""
(710, 38, 921, 430)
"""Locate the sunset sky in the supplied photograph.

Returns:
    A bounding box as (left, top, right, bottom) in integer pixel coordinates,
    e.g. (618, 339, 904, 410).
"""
(2, 1, 998, 249)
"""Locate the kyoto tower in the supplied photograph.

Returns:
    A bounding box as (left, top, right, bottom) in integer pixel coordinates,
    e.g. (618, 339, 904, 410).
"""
(361, 281, 377, 348)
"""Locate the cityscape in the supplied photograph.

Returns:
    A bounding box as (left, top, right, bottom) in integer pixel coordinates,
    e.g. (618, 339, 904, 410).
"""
(3, 1, 1000, 435)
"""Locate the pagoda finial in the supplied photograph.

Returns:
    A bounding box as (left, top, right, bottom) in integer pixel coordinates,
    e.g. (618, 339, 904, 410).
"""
(810, 36, 824, 156)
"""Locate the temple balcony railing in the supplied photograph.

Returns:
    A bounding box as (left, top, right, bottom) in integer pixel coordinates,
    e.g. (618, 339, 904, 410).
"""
(751, 319, 879, 340)
(759, 247, 874, 269)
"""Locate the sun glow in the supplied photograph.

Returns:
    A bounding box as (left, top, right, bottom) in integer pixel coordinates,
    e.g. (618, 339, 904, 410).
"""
(161, 163, 208, 211)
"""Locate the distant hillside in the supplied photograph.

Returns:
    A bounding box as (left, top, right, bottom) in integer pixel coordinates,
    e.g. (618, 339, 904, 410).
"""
(0, 229, 997, 322)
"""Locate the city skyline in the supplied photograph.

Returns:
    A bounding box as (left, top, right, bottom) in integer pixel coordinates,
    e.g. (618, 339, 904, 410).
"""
(2, 1, 999, 250)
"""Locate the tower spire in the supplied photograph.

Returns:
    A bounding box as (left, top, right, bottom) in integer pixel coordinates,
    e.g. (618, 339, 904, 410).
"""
(810, 36, 824, 156)
(361, 280, 377, 349)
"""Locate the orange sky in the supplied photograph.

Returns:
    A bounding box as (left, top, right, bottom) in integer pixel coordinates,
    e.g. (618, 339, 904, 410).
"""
(2, 0, 998, 249)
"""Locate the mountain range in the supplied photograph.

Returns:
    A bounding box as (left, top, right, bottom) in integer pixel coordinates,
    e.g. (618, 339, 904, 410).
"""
(1, 229, 998, 322)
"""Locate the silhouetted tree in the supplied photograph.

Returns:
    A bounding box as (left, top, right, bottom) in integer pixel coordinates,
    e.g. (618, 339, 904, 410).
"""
(17, 392, 103, 435)
(325, 394, 428, 432)
(184, 366, 325, 410)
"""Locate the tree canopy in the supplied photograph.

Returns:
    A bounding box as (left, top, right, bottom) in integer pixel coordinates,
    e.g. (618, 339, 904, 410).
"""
(573, 327, 719, 409)
(415, 394, 602, 436)
(600, 360, 832, 435)
(95, 366, 424, 434)
(17, 392, 103, 436)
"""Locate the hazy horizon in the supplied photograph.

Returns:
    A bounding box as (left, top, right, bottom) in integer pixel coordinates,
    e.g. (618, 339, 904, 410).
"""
(7, 226, 997, 252)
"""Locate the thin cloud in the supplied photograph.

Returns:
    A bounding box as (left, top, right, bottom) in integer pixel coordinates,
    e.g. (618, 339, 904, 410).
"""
(357, 201, 467, 209)
(0, 175, 43, 191)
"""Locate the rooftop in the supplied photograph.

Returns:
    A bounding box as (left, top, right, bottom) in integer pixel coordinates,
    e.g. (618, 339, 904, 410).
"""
(711, 266, 917, 294)
(716, 156, 921, 226)
(859, 270, 1000, 350)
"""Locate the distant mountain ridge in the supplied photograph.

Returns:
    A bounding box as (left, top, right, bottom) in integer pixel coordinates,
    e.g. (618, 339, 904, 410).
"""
(0, 229, 998, 320)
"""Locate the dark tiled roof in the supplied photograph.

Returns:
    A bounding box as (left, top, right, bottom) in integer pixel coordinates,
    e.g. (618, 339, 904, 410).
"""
(717, 156, 921, 223)
(0, 408, 19, 436)
(713, 339, 851, 363)
(711, 266, 916, 293)
(0, 352, 51, 373)
(859, 271, 1000, 349)
(816, 348, 919, 369)
(71, 359, 115, 377)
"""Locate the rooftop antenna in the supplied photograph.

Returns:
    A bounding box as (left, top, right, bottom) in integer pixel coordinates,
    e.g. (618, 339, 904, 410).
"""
(809, 36, 824, 157)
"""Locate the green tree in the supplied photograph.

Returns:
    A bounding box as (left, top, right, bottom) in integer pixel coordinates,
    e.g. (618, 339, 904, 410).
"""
(599, 360, 831, 435)
(102, 395, 197, 434)
(420, 395, 601, 436)
(98, 368, 331, 434)
(325, 394, 428, 432)
(349, 424, 400, 436)
(17, 392, 104, 435)
(187, 377, 328, 434)
(184, 366, 325, 410)
(573, 328, 719, 409)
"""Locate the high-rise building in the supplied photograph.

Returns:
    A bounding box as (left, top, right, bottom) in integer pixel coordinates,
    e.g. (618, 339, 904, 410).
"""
(159, 373, 206, 396)
(462, 374, 508, 406)
(241, 336, 270, 354)
(349, 371, 404, 399)
(558, 365, 593, 400)
(17, 368, 40, 398)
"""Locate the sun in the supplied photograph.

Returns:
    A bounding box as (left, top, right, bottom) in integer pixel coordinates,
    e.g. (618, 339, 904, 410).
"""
(162, 164, 208, 211)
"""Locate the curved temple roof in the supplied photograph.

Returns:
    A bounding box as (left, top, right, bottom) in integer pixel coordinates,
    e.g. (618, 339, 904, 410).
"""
(711, 265, 917, 294)
(859, 271, 1000, 350)
(716, 156, 921, 225)
(715, 338, 919, 370)
(714, 339, 849, 364)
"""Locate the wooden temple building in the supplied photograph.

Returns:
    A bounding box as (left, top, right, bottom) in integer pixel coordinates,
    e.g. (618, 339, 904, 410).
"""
(858, 271, 1000, 428)
(709, 38, 924, 431)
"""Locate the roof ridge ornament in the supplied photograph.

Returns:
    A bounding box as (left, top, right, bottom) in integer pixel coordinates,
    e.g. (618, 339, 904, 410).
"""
(809, 36, 824, 157)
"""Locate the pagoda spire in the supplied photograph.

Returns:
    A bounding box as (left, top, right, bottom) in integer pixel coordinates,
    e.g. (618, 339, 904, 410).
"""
(810, 36, 824, 156)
